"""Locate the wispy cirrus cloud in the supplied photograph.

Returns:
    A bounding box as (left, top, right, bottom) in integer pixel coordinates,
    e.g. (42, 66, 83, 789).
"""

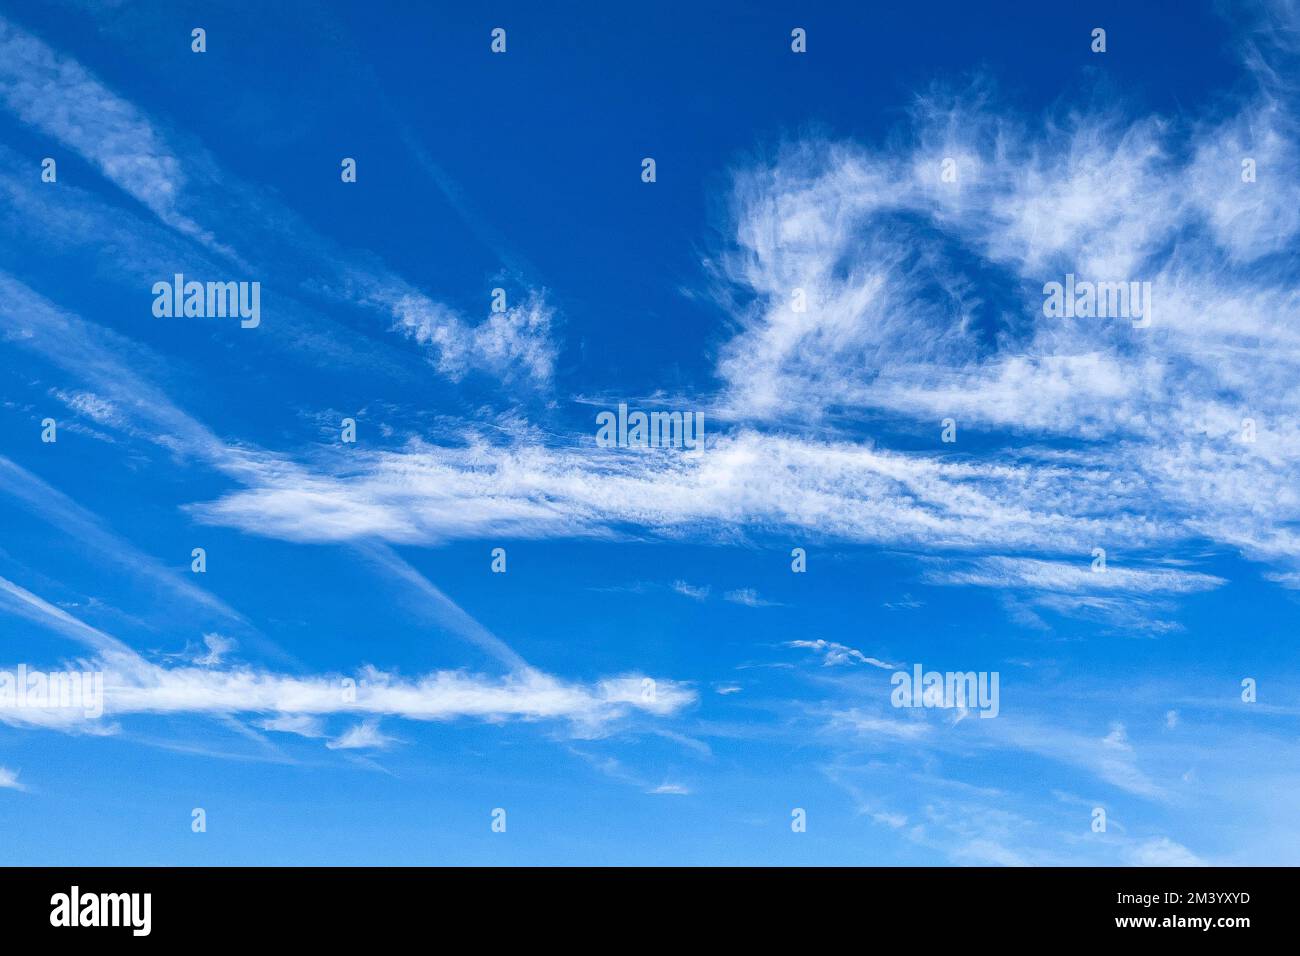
(924, 556, 1226, 632)
(926, 556, 1226, 595)
(671, 580, 710, 600)
(787, 640, 898, 669)
(0, 14, 556, 386)
(649, 782, 691, 796)
(0, 767, 26, 791)
(1126, 836, 1208, 867)
(0, 574, 696, 736)
(327, 719, 397, 751)
(723, 588, 783, 608)
(0, 453, 252, 630)
(690, 42, 1300, 616)
(0, 15, 229, 255)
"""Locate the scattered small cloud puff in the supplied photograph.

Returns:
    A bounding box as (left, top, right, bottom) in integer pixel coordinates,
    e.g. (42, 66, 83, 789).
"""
(1126, 837, 1208, 867)
(258, 715, 327, 739)
(724, 588, 783, 608)
(327, 719, 397, 751)
(787, 639, 899, 669)
(194, 632, 235, 666)
(649, 783, 690, 796)
(671, 580, 710, 600)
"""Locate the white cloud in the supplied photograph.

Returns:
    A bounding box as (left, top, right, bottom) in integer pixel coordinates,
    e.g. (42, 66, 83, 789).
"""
(1263, 570, 1300, 589)
(194, 633, 235, 666)
(829, 709, 932, 741)
(0, 263, 1276, 640)
(0, 16, 554, 386)
(327, 719, 396, 751)
(4, 6, 1300, 669)
(787, 639, 898, 669)
(257, 715, 327, 738)
(925, 556, 1226, 631)
(928, 556, 1226, 595)
(0, 655, 695, 734)
(0, 574, 695, 738)
(375, 286, 557, 384)
(190, 431, 1171, 556)
(1127, 837, 1208, 867)
(0, 15, 224, 252)
(723, 588, 783, 608)
(671, 580, 710, 600)
(649, 783, 690, 795)
(687, 68, 1300, 606)
(0, 767, 25, 791)
(995, 719, 1165, 800)
(952, 838, 1029, 867)
(51, 389, 122, 427)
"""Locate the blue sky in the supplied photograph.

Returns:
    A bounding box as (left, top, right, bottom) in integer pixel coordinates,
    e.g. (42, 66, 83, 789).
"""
(0, 0, 1298, 865)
